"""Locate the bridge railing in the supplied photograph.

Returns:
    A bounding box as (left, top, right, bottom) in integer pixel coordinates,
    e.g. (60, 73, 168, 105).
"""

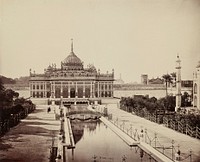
(66, 110, 101, 116)
(162, 117, 200, 139)
(107, 116, 194, 162)
(122, 106, 200, 140)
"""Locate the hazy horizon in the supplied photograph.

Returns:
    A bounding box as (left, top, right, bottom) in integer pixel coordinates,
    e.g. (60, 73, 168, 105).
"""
(1, 0, 200, 83)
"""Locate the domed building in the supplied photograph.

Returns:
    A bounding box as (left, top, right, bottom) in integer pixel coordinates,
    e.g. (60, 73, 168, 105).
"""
(29, 40, 114, 104)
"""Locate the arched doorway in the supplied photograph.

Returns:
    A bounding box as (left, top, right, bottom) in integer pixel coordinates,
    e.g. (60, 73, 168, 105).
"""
(105, 91, 108, 97)
(85, 88, 90, 98)
(55, 88, 61, 98)
(78, 88, 83, 98)
(70, 88, 75, 98)
(63, 87, 68, 98)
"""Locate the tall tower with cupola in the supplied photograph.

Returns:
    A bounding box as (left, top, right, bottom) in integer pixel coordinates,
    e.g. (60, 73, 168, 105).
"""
(193, 61, 200, 110)
(175, 55, 181, 112)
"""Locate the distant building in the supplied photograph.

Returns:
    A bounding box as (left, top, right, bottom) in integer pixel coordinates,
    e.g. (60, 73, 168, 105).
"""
(29, 40, 114, 104)
(181, 80, 193, 88)
(148, 77, 164, 84)
(141, 74, 148, 85)
(193, 61, 200, 110)
(114, 74, 124, 84)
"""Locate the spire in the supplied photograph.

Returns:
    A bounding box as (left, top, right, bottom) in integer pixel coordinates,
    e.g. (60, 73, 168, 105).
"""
(176, 53, 181, 64)
(71, 38, 73, 52)
(177, 53, 179, 59)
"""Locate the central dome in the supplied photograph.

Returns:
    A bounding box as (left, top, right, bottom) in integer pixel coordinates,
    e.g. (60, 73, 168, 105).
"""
(61, 40, 84, 70)
(63, 52, 82, 65)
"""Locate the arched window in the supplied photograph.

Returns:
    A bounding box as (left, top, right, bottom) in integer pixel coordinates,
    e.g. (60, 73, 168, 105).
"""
(105, 91, 108, 97)
(37, 92, 39, 98)
(194, 83, 197, 94)
(85, 88, 90, 98)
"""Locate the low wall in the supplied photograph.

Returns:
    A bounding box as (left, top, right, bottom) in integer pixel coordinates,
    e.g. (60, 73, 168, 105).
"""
(101, 98, 120, 104)
(31, 98, 48, 105)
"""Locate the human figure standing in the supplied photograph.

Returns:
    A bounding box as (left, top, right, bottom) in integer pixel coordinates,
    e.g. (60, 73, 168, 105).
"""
(139, 129, 144, 142)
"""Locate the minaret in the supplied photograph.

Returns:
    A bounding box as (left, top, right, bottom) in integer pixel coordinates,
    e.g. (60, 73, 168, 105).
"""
(175, 55, 181, 112)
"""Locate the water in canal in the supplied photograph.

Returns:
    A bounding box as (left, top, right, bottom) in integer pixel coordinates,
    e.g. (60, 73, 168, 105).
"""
(65, 120, 156, 162)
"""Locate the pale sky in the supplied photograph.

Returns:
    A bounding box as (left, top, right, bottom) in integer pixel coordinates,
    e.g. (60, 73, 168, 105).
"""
(0, 0, 200, 83)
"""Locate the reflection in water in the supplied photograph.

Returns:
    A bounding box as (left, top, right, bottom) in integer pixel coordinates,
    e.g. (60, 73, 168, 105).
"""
(71, 120, 100, 144)
(66, 120, 157, 162)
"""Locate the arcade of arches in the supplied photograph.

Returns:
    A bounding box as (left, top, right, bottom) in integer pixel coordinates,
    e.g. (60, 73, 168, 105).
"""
(30, 81, 113, 99)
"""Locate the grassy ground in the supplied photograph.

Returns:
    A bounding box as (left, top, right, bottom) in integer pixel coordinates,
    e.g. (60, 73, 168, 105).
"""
(0, 105, 60, 162)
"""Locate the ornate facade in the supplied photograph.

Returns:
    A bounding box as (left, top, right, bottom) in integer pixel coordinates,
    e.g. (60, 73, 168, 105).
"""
(29, 40, 114, 104)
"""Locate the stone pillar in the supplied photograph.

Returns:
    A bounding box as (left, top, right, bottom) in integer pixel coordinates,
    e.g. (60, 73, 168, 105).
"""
(93, 82, 96, 98)
(175, 55, 181, 112)
(42, 82, 44, 98)
(75, 82, 78, 98)
(53, 82, 56, 99)
(61, 82, 63, 98)
(111, 83, 113, 97)
(50, 82, 53, 98)
(68, 82, 70, 98)
(110, 82, 113, 97)
(44, 82, 46, 98)
(90, 82, 93, 98)
(103, 82, 105, 97)
(83, 82, 85, 98)
(51, 81, 55, 106)
(31, 82, 33, 97)
(97, 82, 100, 98)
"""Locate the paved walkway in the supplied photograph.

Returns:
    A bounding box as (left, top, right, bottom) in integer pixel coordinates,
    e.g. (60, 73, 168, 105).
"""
(106, 103, 200, 162)
(0, 105, 60, 162)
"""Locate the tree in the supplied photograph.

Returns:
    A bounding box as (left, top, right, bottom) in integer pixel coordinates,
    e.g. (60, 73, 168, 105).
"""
(181, 92, 191, 107)
(170, 72, 176, 87)
(158, 95, 175, 112)
(162, 74, 173, 96)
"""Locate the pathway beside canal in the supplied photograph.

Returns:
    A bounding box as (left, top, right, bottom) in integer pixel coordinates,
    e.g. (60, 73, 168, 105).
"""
(106, 103, 200, 162)
(0, 105, 60, 162)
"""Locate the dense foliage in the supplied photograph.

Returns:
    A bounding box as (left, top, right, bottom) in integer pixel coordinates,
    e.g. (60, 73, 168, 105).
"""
(0, 79, 35, 122)
(120, 95, 176, 113)
(120, 94, 200, 128)
(0, 75, 16, 84)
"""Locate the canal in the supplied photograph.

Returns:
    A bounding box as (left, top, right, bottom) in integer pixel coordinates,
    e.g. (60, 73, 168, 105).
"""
(65, 120, 157, 162)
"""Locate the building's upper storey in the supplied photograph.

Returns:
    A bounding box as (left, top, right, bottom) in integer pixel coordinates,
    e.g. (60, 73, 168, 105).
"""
(30, 40, 114, 81)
